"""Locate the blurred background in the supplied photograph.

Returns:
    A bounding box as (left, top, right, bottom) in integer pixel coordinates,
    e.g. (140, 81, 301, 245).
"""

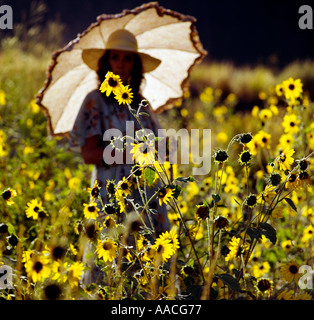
(0, 0, 313, 110)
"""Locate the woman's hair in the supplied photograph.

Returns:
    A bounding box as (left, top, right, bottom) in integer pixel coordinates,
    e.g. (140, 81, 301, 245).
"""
(97, 50, 144, 105)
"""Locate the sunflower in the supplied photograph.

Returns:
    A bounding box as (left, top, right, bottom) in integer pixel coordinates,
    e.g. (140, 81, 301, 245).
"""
(83, 202, 99, 220)
(282, 77, 303, 102)
(151, 236, 174, 263)
(130, 141, 156, 165)
(96, 238, 117, 262)
(282, 113, 300, 134)
(25, 254, 51, 283)
(285, 173, 298, 190)
(251, 261, 271, 278)
(280, 261, 301, 283)
(158, 187, 175, 206)
(88, 180, 101, 199)
(114, 85, 133, 105)
(115, 189, 127, 213)
(278, 133, 294, 150)
(99, 71, 124, 97)
(301, 225, 314, 243)
(117, 176, 132, 197)
(160, 228, 180, 254)
(256, 278, 273, 295)
(225, 236, 241, 261)
(2, 188, 17, 206)
(254, 130, 271, 149)
(278, 147, 295, 171)
(67, 262, 84, 288)
(25, 198, 45, 220)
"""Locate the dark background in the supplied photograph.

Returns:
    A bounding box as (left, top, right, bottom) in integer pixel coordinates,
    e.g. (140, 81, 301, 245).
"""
(1, 0, 314, 67)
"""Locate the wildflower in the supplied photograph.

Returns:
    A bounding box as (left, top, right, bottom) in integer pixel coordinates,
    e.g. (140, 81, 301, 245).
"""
(114, 85, 133, 105)
(251, 261, 271, 278)
(25, 254, 51, 283)
(130, 141, 156, 165)
(259, 109, 272, 122)
(2, 188, 17, 206)
(213, 149, 229, 163)
(239, 133, 253, 145)
(43, 283, 63, 300)
(83, 202, 99, 220)
(99, 72, 124, 97)
(103, 215, 117, 229)
(225, 236, 241, 261)
(277, 290, 294, 300)
(285, 173, 298, 190)
(246, 194, 257, 208)
(158, 187, 175, 206)
(69, 244, 78, 256)
(151, 235, 174, 263)
(282, 114, 300, 134)
(162, 228, 180, 254)
(297, 171, 311, 188)
(278, 133, 294, 150)
(301, 225, 314, 243)
(262, 185, 277, 204)
(195, 204, 209, 221)
(215, 216, 229, 229)
(96, 238, 117, 262)
(278, 147, 295, 171)
(117, 177, 132, 197)
(298, 159, 308, 171)
(88, 180, 101, 199)
(282, 77, 303, 102)
(268, 172, 282, 186)
(68, 262, 84, 288)
(25, 199, 45, 220)
(280, 261, 301, 283)
(275, 83, 284, 97)
(238, 150, 252, 165)
(254, 130, 271, 149)
(281, 240, 293, 252)
(256, 278, 272, 295)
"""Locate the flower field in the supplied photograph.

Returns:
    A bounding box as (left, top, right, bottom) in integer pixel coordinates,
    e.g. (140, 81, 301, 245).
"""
(1, 32, 314, 301)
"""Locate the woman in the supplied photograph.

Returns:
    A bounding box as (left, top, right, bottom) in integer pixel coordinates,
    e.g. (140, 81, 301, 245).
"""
(69, 29, 170, 236)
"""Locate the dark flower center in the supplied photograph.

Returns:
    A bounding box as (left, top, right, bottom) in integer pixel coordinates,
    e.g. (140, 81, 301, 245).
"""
(108, 78, 118, 87)
(289, 265, 298, 274)
(33, 261, 43, 273)
(2, 190, 12, 200)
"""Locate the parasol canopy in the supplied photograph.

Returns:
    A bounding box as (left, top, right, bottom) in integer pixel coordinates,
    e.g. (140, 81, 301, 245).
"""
(36, 2, 207, 136)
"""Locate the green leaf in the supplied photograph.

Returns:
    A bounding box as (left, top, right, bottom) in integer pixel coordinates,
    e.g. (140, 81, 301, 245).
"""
(284, 197, 297, 212)
(7, 222, 17, 237)
(212, 193, 221, 204)
(175, 176, 196, 183)
(247, 227, 262, 240)
(216, 273, 240, 292)
(139, 112, 150, 117)
(259, 222, 277, 244)
(144, 167, 155, 186)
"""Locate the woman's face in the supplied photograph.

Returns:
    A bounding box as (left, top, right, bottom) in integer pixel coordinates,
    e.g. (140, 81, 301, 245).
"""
(108, 50, 135, 83)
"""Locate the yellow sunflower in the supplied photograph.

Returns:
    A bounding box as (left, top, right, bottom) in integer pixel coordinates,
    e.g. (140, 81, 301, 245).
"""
(114, 85, 133, 105)
(96, 238, 117, 262)
(278, 147, 295, 171)
(130, 141, 156, 165)
(99, 71, 124, 97)
(117, 176, 132, 197)
(83, 202, 99, 220)
(25, 254, 51, 283)
(158, 187, 175, 206)
(280, 261, 301, 283)
(2, 188, 17, 206)
(68, 262, 84, 288)
(88, 180, 101, 199)
(282, 113, 300, 134)
(282, 77, 303, 102)
(25, 198, 45, 220)
(151, 236, 174, 263)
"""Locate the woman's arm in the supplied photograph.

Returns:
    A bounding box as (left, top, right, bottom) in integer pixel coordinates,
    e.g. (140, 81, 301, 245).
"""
(81, 135, 104, 166)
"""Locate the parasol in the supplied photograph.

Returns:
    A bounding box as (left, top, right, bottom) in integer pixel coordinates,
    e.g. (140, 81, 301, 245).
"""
(36, 2, 207, 136)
